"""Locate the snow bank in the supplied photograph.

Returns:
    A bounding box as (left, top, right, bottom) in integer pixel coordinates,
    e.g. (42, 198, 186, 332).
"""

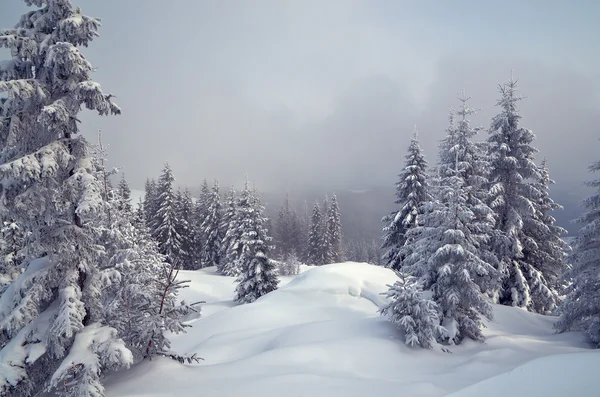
(105, 262, 596, 397)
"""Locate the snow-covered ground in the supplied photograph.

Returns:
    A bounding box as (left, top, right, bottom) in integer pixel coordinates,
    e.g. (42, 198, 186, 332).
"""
(104, 262, 599, 397)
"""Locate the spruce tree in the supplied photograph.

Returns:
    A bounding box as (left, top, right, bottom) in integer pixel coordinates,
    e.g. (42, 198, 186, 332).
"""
(0, 219, 26, 292)
(220, 186, 240, 276)
(325, 193, 343, 263)
(382, 127, 432, 271)
(0, 2, 131, 395)
(201, 180, 223, 269)
(143, 178, 158, 232)
(381, 273, 443, 348)
(320, 195, 331, 263)
(116, 174, 132, 213)
(556, 156, 600, 345)
(152, 163, 184, 268)
(487, 78, 564, 311)
(90, 155, 199, 364)
(403, 160, 498, 344)
(233, 183, 278, 304)
(174, 188, 195, 269)
(307, 203, 324, 265)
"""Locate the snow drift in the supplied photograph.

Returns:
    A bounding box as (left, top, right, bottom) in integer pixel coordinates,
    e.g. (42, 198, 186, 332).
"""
(105, 262, 598, 397)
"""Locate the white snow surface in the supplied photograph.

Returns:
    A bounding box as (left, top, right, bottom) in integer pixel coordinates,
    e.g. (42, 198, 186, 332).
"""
(104, 262, 599, 397)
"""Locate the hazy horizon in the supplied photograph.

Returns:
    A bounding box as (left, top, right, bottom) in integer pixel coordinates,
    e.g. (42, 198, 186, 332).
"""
(2, 0, 599, 192)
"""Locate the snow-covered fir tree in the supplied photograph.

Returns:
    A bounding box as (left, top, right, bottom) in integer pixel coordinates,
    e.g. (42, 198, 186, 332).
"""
(487, 78, 564, 312)
(90, 150, 199, 364)
(220, 186, 240, 276)
(433, 94, 499, 295)
(381, 273, 443, 348)
(233, 182, 279, 304)
(116, 174, 132, 213)
(325, 193, 343, 263)
(307, 202, 324, 265)
(0, 2, 131, 395)
(152, 163, 185, 268)
(402, 158, 499, 344)
(555, 157, 600, 346)
(0, 219, 26, 291)
(175, 188, 196, 269)
(201, 180, 223, 269)
(520, 159, 569, 312)
(143, 178, 158, 232)
(382, 127, 432, 271)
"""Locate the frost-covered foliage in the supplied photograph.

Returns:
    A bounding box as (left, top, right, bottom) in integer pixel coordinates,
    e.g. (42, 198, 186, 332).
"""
(0, 219, 26, 291)
(200, 180, 223, 268)
(174, 188, 195, 269)
(220, 186, 240, 276)
(233, 182, 279, 304)
(556, 158, 600, 346)
(487, 78, 566, 312)
(402, 160, 498, 344)
(116, 174, 132, 214)
(307, 202, 324, 265)
(151, 163, 185, 268)
(143, 178, 158, 230)
(382, 127, 432, 271)
(324, 193, 343, 264)
(381, 273, 443, 348)
(0, 1, 130, 395)
(277, 250, 301, 276)
(93, 172, 199, 363)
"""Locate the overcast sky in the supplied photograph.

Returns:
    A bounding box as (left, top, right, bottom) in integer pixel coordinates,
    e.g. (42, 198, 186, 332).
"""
(2, 0, 599, 191)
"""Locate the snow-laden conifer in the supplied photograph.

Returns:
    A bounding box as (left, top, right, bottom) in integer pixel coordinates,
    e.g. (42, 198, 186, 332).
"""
(0, 2, 131, 395)
(175, 188, 195, 269)
(152, 163, 184, 268)
(307, 202, 324, 265)
(556, 157, 600, 346)
(220, 186, 240, 275)
(382, 127, 432, 271)
(233, 182, 278, 304)
(381, 273, 443, 348)
(0, 219, 26, 292)
(403, 156, 498, 344)
(201, 180, 223, 268)
(487, 78, 564, 311)
(325, 193, 343, 263)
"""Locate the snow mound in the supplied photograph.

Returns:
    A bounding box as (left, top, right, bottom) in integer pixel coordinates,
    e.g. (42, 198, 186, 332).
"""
(447, 351, 600, 397)
(105, 262, 596, 397)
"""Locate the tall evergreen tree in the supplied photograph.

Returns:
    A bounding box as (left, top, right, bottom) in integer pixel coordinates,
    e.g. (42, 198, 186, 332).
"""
(91, 153, 199, 365)
(174, 188, 195, 269)
(116, 174, 132, 213)
(233, 183, 278, 304)
(307, 202, 324, 265)
(402, 159, 499, 344)
(487, 78, 563, 311)
(201, 180, 223, 268)
(0, 219, 26, 292)
(220, 186, 240, 276)
(382, 127, 432, 271)
(325, 193, 343, 263)
(0, 2, 131, 395)
(152, 163, 184, 268)
(556, 156, 600, 346)
(143, 178, 158, 232)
